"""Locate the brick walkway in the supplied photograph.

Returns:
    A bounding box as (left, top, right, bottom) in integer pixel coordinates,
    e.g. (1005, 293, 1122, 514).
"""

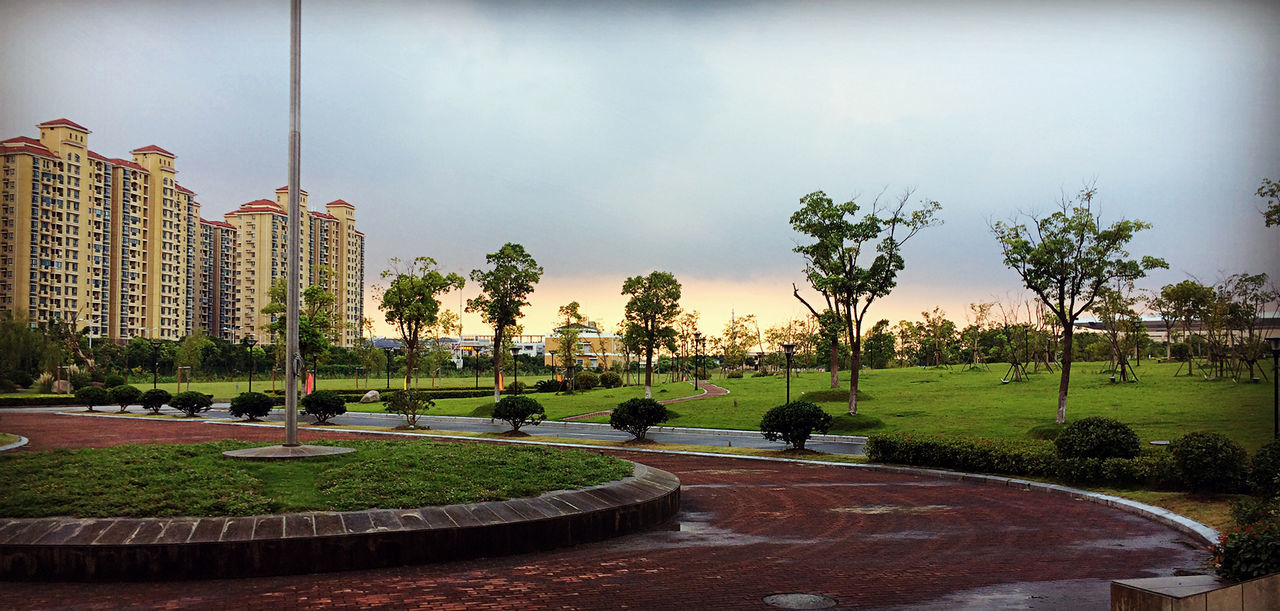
(0, 413, 1206, 609)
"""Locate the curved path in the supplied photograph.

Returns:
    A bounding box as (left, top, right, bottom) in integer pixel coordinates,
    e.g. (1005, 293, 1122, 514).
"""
(565, 380, 730, 421)
(0, 413, 1208, 609)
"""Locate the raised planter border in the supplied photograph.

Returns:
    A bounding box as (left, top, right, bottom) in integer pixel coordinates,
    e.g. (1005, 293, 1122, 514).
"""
(0, 461, 680, 581)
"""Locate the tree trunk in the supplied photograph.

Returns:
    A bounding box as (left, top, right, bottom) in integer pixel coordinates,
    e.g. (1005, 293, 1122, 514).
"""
(1057, 327, 1073, 424)
(846, 308, 861, 415)
(644, 347, 653, 399)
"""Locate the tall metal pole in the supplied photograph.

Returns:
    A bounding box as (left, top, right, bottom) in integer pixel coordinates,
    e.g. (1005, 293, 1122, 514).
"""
(284, 0, 302, 447)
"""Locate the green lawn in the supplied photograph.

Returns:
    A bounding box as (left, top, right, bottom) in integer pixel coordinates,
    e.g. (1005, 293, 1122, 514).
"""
(0, 439, 632, 518)
(370, 362, 1271, 450)
(0, 433, 17, 446)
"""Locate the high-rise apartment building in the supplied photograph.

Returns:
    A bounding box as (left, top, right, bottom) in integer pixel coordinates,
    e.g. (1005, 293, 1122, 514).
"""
(0, 119, 364, 347)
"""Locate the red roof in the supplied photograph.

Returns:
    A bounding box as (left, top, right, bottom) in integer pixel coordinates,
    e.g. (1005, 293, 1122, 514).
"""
(87, 150, 111, 162)
(0, 137, 57, 159)
(131, 145, 175, 157)
(200, 218, 236, 230)
(174, 183, 195, 195)
(325, 199, 355, 209)
(275, 185, 309, 194)
(37, 118, 90, 132)
(352, 229, 365, 236)
(309, 211, 337, 220)
(225, 199, 285, 216)
(109, 159, 148, 172)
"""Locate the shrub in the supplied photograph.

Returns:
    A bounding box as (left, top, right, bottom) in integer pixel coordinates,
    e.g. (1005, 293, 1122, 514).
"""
(751, 370, 773, 377)
(610, 397, 670, 441)
(9, 370, 33, 388)
(170, 391, 213, 417)
(138, 388, 172, 415)
(385, 388, 433, 428)
(534, 378, 566, 393)
(1171, 432, 1248, 493)
(1170, 342, 1190, 361)
(760, 401, 833, 451)
(726, 370, 744, 379)
(1054, 416, 1140, 460)
(74, 385, 110, 412)
(36, 372, 54, 393)
(599, 371, 622, 389)
(493, 395, 546, 433)
(1232, 496, 1280, 526)
(103, 374, 125, 389)
(1248, 440, 1280, 499)
(574, 371, 599, 391)
(503, 380, 528, 394)
(108, 385, 142, 413)
(301, 390, 347, 424)
(0, 378, 15, 393)
(69, 372, 93, 390)
(866, 432, 1057, 477)
(1211, 518, 1280, 581)
(229, 391, 274, 421)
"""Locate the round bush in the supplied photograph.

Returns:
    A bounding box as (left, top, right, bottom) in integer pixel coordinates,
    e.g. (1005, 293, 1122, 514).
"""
(1170, 432, 1248, 493)
(385, 388, 434, 428)
(0, 378, 16, 393)
(1248, 440, 1280, 499)
(574, 370, 599, 391)
(74, 385, 110, 412)
(108, 385, 142, 413)
(301, 390, 347, 424)
(610, 397, 670, 441)
(138, 388, 172, 414)
(1212, 519, 1280, 581)
(503, 380, 528, 394)
(8, 370, 33, 388)
(103, 374, 125, 389)
(493, 395, 546, 433)
(760, 401, 833, 451)
(599, 371, 622, 389)
(727, 370, 744, 379)
(229, 391, 274, 421)
(69, 372, 93, 390)
(170, 391, 214, 417)
(1053, 416, 1140, 460)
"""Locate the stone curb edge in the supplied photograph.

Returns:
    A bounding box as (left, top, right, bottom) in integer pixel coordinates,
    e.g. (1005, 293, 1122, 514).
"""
(0, 436, 29, 452)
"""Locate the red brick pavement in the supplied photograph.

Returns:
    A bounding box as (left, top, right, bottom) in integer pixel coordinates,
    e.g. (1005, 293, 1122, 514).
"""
(0, 412, 1206, 609)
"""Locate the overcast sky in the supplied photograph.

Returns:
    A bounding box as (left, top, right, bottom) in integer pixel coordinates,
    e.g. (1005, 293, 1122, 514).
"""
(3, 0, 1277, 338)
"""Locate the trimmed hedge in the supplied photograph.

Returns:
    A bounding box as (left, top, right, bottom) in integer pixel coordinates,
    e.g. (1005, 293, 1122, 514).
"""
(1170, 432, 1249, 493)
(267, 388, 491, 401)
(1054, 416, 1141, 460)
(866, 432, 1056, 477)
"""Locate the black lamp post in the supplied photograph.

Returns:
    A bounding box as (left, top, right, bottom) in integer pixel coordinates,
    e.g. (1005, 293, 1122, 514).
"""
(782, 343, 796, 405)
(474, 348, 483, 389)
(245, 336, 257, 392)
(1269, 336, 1280, 440)
(384, 346, 392, 390)
(756, 351, 764, 373)
(151, 337, 162, 389)
(511, 346, 521, 394)
(692, 332, 701, 390)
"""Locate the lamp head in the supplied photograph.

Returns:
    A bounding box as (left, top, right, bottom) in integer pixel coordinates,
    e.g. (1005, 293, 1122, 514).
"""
(1268, 336, 1280, 354)
(782, 343, 796, 356)
(511, 346, 520, 357)
(245, 335, 257, 347)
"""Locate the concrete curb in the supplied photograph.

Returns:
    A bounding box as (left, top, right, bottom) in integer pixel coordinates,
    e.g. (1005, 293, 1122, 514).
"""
(0, 436, 29, 452)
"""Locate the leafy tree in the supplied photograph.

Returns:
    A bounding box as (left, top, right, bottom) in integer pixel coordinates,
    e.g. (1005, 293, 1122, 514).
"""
(385, 388, 434, 429)
(262, 273, 340, 381)
(791, 189, 941, 414)
(1159, 279, 1214, 367)
(379, 256, 466, 391)
(622, 271, 682, 399)
(760, 401, 833, 451)
(863, 319, 895, 370)
(1260, 177, 1279, 227)
(108, 384, 141, 413)
(610, 397, 670, 441)
(552, 302, 586, 391)
(992, 186, 1167, 423)
(493, 395, 546, 433)
(467, 243, 543, 402)
(74, 385, 110, 412)
(138, 388, 171, 415)
(229, 391, 274, 421)
(171, 391, 214, 417)
(175, 328, 214, 381)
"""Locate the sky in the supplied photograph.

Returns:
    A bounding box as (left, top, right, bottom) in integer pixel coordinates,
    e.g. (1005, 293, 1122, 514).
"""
(3, 0, 1278, 340)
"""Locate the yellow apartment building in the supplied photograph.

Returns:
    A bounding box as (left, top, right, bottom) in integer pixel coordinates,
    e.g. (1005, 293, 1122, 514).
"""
(542, 322, 631, 371)
(1, 119, 364, 347)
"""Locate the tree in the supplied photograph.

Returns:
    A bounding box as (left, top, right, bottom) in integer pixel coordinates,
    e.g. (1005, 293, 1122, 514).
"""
(791, 189, 941, 414)
(175, 328, 214, 381)
(863, 319, 895, 370)
(262, 271, 340, 382)
(1260, 178, 1279, 227)
(171, 391, 213, 418)
(379, 257, 466, 391)
(622, 271, 682, 399)
(610, 397, 670, 441)
(553, 302, 586, 392)
(760, 401, 833, 451)
(1159, 279, 1215, 371)
(467, 243, 543, 402)
(992, 186, 1167, 423)
(493, 395, 546, 433)
(229, 391, 274, 422)
(385, 388, 434, 429)
(108, 384, 141, 414)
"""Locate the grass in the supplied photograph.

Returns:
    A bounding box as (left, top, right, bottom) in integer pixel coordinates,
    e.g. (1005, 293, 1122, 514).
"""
(0, 439, 632, 518)
(0, 433, 17, 446)
(351, 380, 697, 421)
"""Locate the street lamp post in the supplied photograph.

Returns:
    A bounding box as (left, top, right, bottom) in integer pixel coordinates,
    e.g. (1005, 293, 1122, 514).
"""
(1268, 336, 1280, 440)
(151, 337, 162, 389)
(692, 332, 701, 391)
(698, 337, 707, 383)
(474, 348, 484, 389)
(782, 343, 797, 405)
(245, 336, 257, 392)
(756, 351, 764, 373)
(511, 346, 521, 394)
(384, 346, 393, 390)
